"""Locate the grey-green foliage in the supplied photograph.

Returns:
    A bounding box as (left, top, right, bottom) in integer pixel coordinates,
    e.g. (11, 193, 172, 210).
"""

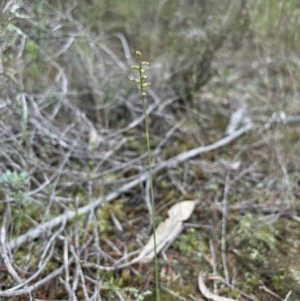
(235, 213, 279, 268)
(237, 213, 278, 250)
(101, 277, 152, 301)
(0, 170, 29, 204)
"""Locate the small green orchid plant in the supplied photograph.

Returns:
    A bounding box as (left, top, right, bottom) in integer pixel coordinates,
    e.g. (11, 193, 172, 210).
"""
(131, 51, 159, 301)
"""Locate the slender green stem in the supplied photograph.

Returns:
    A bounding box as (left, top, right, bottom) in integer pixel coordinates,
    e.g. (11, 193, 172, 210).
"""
(131, 51, 159, 301)
(140, 81, 159, 301)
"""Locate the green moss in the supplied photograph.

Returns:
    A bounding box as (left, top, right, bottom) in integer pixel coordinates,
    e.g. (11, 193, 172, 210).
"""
(173, 228, 207, 255)
(244, 272, 259, 287)
(290, 269, 300, 284)
(235, 213, 278, 251)
(272, 274, 285, 292)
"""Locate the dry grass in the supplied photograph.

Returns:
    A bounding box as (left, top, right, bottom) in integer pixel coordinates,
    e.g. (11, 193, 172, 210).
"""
(0, 0, 300, 300)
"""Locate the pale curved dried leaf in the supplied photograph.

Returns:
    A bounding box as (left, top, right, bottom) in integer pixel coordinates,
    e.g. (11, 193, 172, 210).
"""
(167, 200, 198, 221)
(139, 217, 182, 264)
(138, 200, 198, 264)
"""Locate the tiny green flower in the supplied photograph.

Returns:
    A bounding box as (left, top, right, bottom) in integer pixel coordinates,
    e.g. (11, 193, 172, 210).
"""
(131, 65, 140, 70)
(131, 79, 140, 84)
(135, 50, 141, 57)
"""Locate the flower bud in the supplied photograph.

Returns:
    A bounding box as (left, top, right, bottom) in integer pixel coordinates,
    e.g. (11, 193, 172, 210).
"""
(131, 78, 140, 84)
(131, 65, 139, 70)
